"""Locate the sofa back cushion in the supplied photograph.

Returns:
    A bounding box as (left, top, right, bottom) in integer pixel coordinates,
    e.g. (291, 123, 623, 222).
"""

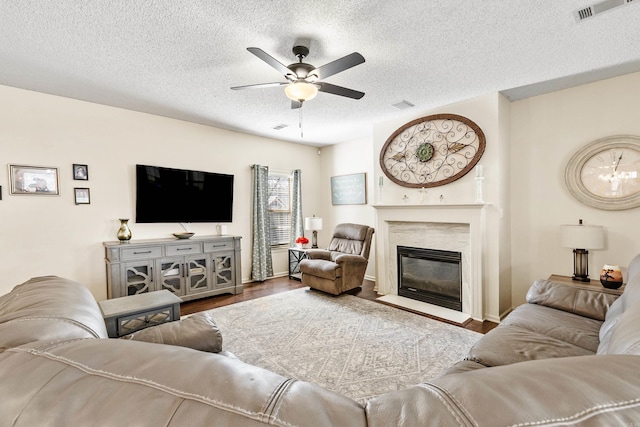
(526, 279, 618, 321)
(0, 276, 108, 352)
(598, 253, 640, 355)
(599, 300, 640, 355)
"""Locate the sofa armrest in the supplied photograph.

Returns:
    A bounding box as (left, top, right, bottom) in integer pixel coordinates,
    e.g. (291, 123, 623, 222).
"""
(334, 254, 367, 265)
(526, 279, 619, 321)
(121, 312, 222, 353)
(304, 249, 332, 261)
(366, 355, 640, 426)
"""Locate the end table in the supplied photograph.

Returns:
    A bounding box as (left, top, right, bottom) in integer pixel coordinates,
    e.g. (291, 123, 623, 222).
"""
(288, 247, 309, 281)
(547, 274, 625, 296)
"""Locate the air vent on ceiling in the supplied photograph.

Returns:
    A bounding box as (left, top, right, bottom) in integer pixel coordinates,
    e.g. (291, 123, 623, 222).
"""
(391, 100, 415, 110)
(574, 0, 636, 22)
(272, 124, 288, 130)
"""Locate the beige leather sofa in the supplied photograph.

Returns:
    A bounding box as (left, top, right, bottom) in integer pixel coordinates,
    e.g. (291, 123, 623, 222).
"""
(2, 254, 640, 425)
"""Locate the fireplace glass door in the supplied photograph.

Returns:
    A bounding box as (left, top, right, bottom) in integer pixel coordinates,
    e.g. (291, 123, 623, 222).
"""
(397, 246, 462, 311)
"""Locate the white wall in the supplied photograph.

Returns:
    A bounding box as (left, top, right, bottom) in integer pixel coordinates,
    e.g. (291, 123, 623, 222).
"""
(0, 85, 322, 299)
(510, 71, 640, 306)
(371, 93, 510, 321)
(317, 136, 377, 279)
(4, 69, 640, 312)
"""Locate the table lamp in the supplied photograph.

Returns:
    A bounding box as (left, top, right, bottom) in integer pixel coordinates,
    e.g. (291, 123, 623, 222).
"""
(304, 216, 323, 248)
(560, 219, 604, 282)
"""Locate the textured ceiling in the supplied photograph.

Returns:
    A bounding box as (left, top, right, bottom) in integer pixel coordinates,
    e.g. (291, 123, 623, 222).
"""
(1, 1, 640, 147)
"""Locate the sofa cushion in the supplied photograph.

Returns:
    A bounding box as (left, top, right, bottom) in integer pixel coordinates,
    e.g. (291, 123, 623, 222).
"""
(0, 276, 108, 352)
(526, 279, 618, 321)
(466, 324, 595, 367)
(436, 359, 486, 377)
(122, 312, 223, 353)
(501, 303, 602, 352)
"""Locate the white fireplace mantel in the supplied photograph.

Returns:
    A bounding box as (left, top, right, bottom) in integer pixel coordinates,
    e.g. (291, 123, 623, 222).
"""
(373, 203, 488, 321)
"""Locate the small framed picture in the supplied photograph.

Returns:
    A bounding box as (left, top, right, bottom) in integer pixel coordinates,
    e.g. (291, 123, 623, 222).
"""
(9, 165, 60, 195)
(330, 172, 367, 205)
(74, 188, 90, 205)
(73, 164, 89, 180)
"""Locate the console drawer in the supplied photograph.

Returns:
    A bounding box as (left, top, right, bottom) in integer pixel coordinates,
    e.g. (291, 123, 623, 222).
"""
(120, 246, 162, 261)
(166, 242, 203, 256)
(204, 240, 233, 252)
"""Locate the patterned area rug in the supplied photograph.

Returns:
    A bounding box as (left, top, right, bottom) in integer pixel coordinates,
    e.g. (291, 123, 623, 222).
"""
(202, 288, 481, 404)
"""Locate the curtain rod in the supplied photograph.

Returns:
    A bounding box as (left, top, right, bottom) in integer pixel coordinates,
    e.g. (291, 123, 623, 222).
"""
(249, 165, 296, 175)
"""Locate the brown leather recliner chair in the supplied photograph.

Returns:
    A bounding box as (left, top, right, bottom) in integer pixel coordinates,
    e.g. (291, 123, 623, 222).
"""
(299, 223, 374, 295)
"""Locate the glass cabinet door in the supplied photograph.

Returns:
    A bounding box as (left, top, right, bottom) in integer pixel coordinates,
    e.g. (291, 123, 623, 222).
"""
(186, 256, 211, 294)
(158, 258, 185, 296)
(123, 261, 154, 296)
(213, 252, 234, 289)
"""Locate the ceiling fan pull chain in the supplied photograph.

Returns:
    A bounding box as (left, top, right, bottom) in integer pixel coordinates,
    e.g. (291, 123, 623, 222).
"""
(299, 103, 303, 138)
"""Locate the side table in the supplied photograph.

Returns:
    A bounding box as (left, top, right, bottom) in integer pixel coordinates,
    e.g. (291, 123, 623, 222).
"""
(288, 247, 309, 281)
(547, 274, 625, 296)
(99, 290, 182, 338)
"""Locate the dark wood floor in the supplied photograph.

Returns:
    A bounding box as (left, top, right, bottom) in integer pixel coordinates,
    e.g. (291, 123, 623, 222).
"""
(181, 276, 498, 334)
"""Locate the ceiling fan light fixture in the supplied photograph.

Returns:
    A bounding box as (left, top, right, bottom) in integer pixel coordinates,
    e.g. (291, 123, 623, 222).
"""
(285, 81, 318, 102)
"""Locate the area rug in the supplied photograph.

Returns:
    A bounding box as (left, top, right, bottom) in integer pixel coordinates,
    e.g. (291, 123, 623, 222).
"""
(201, 288, 481, 404)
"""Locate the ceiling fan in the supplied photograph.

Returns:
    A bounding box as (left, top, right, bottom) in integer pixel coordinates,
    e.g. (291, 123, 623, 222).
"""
(231, 45, 365, 109)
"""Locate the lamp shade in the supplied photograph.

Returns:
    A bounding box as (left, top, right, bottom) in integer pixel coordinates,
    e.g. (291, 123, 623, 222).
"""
(305, 217, 323, 231)
(560, 224, 604, 249)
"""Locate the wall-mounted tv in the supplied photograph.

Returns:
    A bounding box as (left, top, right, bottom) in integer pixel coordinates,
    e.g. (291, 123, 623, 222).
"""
(135, 164, 234, 223)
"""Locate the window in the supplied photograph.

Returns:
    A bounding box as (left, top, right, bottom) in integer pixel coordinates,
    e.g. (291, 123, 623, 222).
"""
(267, 174, 292, 246)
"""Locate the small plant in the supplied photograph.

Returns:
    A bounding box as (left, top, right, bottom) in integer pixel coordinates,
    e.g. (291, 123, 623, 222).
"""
(295, 236, 309, 244)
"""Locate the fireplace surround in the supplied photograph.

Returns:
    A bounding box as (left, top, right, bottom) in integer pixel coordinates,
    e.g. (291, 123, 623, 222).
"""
(373, 203, 488, 322)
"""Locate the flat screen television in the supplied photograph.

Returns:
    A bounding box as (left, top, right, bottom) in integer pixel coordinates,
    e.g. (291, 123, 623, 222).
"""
(135, 164, 234, 223)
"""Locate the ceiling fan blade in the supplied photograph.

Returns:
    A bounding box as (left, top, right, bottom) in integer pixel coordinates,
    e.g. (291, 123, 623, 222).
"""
(291, 100, 302, 109)
(247, 47, 294, 77)
(231, 82, 288, 90)
(310, 52, 365, 80)
(317, 82, 365, 99)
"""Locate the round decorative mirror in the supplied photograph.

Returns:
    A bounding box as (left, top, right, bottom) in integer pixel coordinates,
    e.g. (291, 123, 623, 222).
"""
(565, 135, 640, 210)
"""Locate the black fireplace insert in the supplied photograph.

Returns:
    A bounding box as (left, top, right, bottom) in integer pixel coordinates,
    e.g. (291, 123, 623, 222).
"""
(397, 246, 462, 312)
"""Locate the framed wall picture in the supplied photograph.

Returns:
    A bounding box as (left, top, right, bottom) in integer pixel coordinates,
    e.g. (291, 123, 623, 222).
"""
(73, 164, 89, 180)
(331, 173, 367, 205)
(74, 188, 90, 204)
(9, 165, 60, 195)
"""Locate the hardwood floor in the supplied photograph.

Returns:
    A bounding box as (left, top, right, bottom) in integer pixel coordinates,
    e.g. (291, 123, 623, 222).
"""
(181, 276, 498, 334)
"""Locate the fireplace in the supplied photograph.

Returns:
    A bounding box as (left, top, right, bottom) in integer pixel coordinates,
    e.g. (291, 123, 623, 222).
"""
(397, 246, 462, 312)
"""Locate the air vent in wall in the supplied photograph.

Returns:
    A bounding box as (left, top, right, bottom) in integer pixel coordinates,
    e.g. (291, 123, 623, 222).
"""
(574, 0, 636, 22)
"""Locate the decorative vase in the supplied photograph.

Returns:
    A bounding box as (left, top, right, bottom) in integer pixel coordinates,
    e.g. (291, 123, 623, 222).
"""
(117, 219, 132, 243)
(600, 264, 623, 289)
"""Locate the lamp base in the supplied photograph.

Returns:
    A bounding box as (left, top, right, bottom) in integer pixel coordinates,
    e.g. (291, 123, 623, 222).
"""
(572, 248, 590, 282)
(312, 230, 318, 248)
(571, 275, 591, 282)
